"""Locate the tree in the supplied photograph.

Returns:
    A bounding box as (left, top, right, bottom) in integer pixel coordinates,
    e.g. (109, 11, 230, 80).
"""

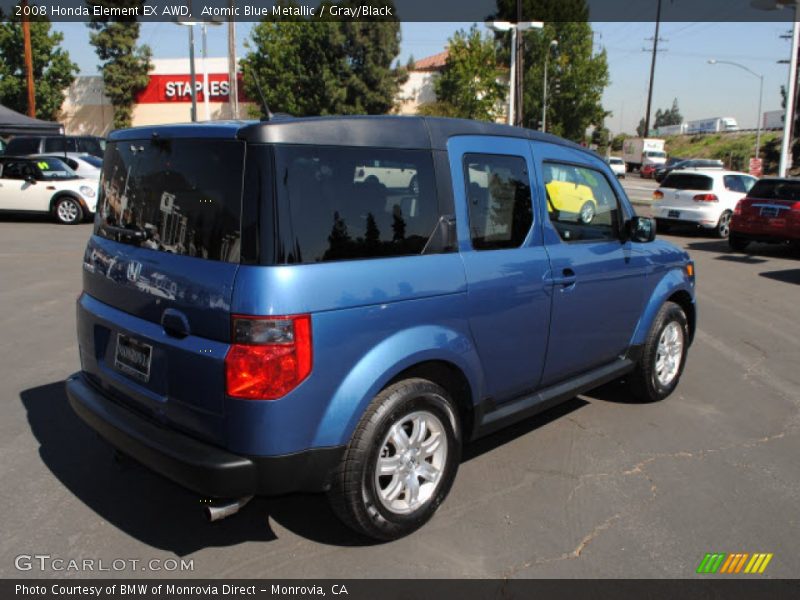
(591, 126, 610, 154)
(0, 10, 78, 120)
(87, 1, 152, 130)
(430, 25, 507, 122)
(241, 1, 405, 117)
(636, 118, 647, 137)
(611, 133, 626, 152)
(494, 1, 609, 141)
(654, 98, 682, 127)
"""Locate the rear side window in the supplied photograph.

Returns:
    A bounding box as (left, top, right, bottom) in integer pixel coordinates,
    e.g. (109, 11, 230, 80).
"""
(747, 179, 800, 201)
(6, 137, 40, 155)
(272, 145, 440, 263)
(463, 154, 533, 250)
(94, 139, 244, 263)
(661, 173, 713, 191)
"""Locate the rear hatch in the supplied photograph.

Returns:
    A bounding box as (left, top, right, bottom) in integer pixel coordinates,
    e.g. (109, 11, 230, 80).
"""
(79, 134, 245, 442)
(736, 179, 800, 230)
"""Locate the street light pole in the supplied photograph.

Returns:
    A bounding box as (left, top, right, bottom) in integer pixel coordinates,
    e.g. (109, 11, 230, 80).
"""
(487, 21, 543, 126)
(707, 59, 764, 159)
(542, 40, 558, 132)
(187, 24, 198, 122)
(751, 0, 799, 176)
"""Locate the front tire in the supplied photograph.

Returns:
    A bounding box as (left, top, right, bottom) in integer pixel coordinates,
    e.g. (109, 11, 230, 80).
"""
(54, 197, 83, 225)
(328, 378, 461, 541)
(628, 301, 689, 403)
(579, 201, 596, 224)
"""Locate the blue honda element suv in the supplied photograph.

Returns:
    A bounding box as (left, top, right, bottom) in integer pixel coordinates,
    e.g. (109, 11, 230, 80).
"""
(67, 116, 695, 540)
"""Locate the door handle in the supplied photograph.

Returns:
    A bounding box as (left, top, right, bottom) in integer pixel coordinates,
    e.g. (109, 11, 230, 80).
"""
(551, 268, 577, 287)
(161, 308, 191, 339)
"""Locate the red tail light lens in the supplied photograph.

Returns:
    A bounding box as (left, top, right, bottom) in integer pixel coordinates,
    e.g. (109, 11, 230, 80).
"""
(792, 201, 800, 213)
(225, 314, 312, 400)
(733, 200, 743, 215)
(653, 190, 664, 200)
(693, 193, 719, 202)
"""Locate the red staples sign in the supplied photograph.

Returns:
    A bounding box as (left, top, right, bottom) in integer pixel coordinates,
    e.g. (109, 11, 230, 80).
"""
(136, 73, 249, 103)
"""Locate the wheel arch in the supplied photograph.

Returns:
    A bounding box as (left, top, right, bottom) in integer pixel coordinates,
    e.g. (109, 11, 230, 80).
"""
(311, 325, 484, 449)
(49, 191, 86, 214)
(629, 269, 696, 350)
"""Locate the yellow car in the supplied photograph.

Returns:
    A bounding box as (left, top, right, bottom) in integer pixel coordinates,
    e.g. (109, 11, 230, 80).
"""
(544, 165, 599, 224)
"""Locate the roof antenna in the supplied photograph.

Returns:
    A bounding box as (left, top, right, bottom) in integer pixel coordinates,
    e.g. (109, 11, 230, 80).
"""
(248, 69, 273, 121)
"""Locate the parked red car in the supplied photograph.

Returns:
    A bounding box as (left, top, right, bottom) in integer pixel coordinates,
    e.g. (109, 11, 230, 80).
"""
(640, 163, 657, 179)
(729, 178, 800, 251)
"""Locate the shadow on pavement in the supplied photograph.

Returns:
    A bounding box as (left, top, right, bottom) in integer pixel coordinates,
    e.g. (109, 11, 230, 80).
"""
(20, 381, 375, 553)
(760, 268, 800, 285)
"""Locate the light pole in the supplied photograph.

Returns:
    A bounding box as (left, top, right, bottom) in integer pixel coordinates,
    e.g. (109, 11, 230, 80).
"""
(751, 0, 799, 176)
(487, 21, 544, 126)
(708, 59, 764, 159)
(176, 18, 199, 122)
(542, 39, 558, 132)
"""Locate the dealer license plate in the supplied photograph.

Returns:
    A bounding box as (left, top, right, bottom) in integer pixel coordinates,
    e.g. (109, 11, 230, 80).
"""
(114, 333, 152, 382)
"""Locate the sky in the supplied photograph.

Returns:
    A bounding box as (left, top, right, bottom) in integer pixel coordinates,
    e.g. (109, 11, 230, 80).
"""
(52, 20, 795, 135)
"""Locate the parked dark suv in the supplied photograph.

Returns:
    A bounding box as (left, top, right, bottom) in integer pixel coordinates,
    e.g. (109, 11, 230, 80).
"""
(66, 116, 696, 540)
(5, 135, 105, 158)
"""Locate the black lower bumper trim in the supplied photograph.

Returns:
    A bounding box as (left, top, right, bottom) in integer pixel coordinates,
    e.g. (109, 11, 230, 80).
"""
(65, 373, 344, 498)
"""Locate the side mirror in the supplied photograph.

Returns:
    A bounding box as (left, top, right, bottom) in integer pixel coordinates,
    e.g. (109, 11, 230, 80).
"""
(24, 175, 37, 185)
(626, 216, 656, 243)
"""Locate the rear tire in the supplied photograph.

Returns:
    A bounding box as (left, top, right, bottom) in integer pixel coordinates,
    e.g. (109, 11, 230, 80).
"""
(714, 210, 732, 238)
(327, 378, 461, 541)
(628, 301, 689, 403)
(54, 197, 83, 225)
(728, 233, 750, 252)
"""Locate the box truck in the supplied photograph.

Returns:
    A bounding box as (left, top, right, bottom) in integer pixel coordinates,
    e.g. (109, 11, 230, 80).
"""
(622, 138, 667, 171)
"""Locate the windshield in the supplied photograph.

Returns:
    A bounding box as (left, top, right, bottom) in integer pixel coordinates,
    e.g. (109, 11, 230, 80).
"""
(35, 158, 79, 180)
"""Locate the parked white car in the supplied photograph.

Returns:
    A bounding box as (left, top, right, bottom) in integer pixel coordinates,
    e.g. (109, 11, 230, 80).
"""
(653, 170, 757, 238)
(0, 156, 97, 224)
(32, 152, 102, 180)
(607, 156, 626, 178)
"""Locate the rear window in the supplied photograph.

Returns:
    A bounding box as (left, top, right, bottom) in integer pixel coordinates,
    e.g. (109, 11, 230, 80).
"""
(660, 173, 713, 191)
(94, 139, 244, 263)
(747, 179, 800, 201)
(272, 145, 440, 264)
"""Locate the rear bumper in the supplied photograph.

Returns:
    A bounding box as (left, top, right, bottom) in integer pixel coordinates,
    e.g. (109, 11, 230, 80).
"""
(654, 205, 720, 228)
(731, 222, 799, 242)
(66, 373, 344, 498)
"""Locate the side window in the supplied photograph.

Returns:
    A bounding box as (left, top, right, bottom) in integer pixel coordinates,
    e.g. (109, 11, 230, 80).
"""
(43, 138, 65, 153)
(272, 146, 440, 263)
(543, 162, 622, 243)
(724, 175, 746, 193)
(1, 161, 27, 180)
(463, 153, 533, 250)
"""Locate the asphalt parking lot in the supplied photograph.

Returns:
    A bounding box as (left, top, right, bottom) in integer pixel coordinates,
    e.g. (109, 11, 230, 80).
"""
(0, 206, 798, 579)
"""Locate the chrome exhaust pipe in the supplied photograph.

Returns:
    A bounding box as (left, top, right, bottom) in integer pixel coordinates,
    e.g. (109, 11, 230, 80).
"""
(205, 495, 253, 522)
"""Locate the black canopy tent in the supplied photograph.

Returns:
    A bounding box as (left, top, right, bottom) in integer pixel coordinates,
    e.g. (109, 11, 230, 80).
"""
(0, 103, 63, 137)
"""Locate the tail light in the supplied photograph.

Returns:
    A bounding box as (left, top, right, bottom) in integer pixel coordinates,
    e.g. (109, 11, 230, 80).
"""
(653, 190, 664, 200)
(792, 201, 800, 213)
(225, 314, 312, 400)
(733, 199, 743, 215)
(693, 193, 719, 203)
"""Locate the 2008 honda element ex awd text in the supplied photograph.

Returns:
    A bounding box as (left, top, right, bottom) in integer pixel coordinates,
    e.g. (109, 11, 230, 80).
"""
(66, 116, 696, 540)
